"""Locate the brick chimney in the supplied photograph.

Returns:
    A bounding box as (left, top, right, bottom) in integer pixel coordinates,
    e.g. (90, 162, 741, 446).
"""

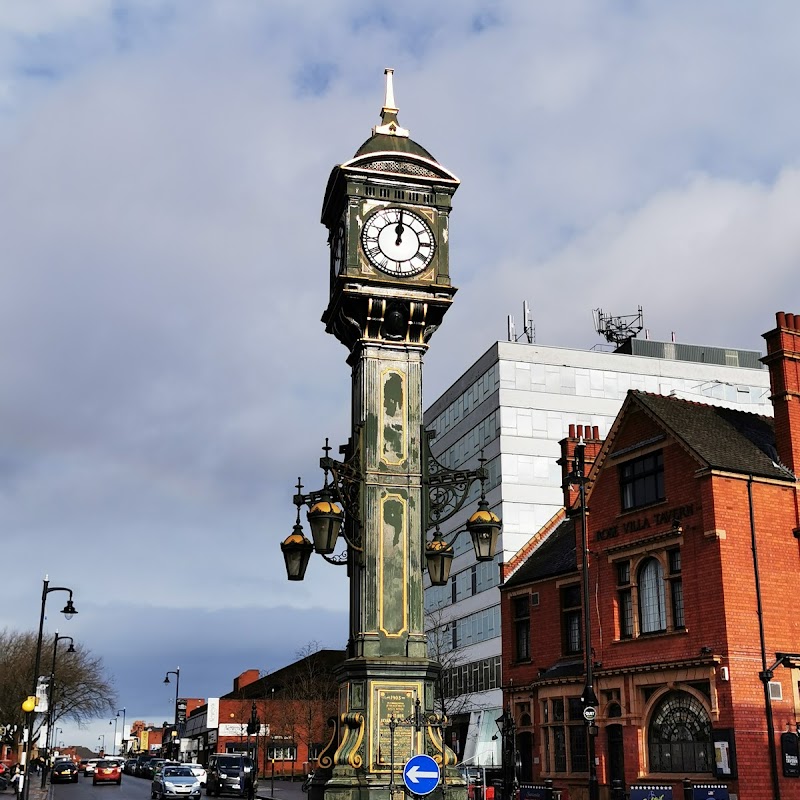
(558, 424, 603, 512)
(232, 669, 260, 693)
(762, 311, 800, 475)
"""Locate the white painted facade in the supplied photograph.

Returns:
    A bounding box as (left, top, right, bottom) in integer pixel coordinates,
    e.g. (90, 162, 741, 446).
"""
(422, 338, 772, 767)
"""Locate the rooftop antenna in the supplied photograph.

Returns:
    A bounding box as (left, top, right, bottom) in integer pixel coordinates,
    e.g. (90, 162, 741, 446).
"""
(593, 305, 644, 347)
(523, 301, 534, 343)
(507, 302, 535, 343)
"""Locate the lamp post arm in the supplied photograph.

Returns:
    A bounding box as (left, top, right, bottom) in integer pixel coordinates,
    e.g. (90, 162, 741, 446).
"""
(46, 586, 75, 597)
(422, 428, 488, 530)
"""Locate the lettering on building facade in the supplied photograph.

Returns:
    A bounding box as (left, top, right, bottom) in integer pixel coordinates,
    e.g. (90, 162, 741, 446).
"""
(594, 504, 695, 542)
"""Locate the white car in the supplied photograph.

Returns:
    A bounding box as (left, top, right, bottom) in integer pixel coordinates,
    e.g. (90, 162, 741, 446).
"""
(84, 759, 103, 776)
(181, 763, 206, 786)
(151, 765, 201, 799)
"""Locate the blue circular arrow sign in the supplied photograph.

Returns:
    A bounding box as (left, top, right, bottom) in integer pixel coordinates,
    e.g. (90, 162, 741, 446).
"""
(403, 754, 440, 796)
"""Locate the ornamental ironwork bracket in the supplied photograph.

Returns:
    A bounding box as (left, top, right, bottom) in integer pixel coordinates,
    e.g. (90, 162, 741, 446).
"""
(293, 430, 363, 560)
(422, 427, 488, 531)
(321, 429, 362, 530)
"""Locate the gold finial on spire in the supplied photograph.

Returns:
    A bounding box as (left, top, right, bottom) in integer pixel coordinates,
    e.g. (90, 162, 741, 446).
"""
(373, 67, 409, 138)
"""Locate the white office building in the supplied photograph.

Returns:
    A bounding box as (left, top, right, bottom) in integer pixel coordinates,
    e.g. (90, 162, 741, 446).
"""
(422, 335, 772, 768)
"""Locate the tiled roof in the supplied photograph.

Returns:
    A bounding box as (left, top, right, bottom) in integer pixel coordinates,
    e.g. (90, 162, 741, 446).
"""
(630, 391, 791, 481)
(503, 516, 577, 589)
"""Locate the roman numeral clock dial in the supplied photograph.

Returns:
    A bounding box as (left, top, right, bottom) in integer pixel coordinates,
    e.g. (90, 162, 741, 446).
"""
(360, 207, 435, 276)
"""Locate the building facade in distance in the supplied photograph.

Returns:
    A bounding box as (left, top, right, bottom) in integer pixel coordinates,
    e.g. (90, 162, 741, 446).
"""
(423, 332, 772, 766)
(500, 310, 800, 799)
(181, 650, 343, 777)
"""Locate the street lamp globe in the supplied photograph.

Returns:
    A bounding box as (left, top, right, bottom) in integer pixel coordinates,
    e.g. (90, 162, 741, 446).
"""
(281, 523, 314, 581)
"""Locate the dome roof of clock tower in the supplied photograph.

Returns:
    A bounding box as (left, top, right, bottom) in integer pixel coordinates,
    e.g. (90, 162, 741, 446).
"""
(353, 132, 436, 162)
(349, 68, 441, 164)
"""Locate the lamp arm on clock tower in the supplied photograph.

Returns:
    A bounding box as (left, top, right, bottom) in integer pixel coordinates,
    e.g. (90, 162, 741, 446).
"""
(422, 427, 489, 530)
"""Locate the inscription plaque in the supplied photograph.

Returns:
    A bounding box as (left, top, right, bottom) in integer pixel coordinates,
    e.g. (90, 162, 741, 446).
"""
(375, 687, 415, 769)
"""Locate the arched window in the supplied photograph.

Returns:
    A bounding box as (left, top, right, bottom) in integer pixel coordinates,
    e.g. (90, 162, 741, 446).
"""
(638, 558, 666, 633)
(648, 691, 712, 773)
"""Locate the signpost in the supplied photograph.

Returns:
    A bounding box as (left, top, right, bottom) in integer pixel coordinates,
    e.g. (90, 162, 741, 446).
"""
(403, 755, 440, 796)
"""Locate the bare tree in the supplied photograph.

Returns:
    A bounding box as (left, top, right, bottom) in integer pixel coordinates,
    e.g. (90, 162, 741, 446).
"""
(425, 607, 475, 721)
(280, 642, 339, 771)
(0, 629, 116, 750)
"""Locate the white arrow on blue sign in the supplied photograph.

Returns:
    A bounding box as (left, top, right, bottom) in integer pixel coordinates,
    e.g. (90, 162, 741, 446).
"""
(403, 754, 440, 796)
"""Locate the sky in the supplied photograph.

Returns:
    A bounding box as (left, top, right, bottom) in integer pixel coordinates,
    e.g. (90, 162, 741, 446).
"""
(1, 1, 799, 750)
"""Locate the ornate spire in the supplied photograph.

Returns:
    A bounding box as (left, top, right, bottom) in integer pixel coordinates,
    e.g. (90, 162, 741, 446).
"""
(372, 67, 410, 138)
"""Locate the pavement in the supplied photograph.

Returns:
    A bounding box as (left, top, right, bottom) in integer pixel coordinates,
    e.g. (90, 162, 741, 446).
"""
(257, 778, 306, 800)
(12, 780, 51, 800)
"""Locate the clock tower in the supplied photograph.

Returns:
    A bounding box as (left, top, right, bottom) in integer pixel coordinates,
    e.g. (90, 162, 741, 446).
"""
(313, 70, 464, 800)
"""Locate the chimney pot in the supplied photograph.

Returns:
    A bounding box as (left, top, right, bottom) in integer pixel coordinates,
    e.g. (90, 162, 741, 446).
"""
(762, 310, 800, 474)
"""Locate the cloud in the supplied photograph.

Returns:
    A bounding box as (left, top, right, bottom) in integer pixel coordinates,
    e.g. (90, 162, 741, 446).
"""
(1, 0, 799, 748)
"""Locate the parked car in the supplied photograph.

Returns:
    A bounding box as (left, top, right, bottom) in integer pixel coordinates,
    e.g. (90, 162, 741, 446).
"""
(51, 760, 79, 784)
(144, 759, 166, 780)
(206, 754, 256, 798)
(152, 764, 201, 799)
(152, 762, 179, 782)
(123, 759, 138, 775)
(84, 759, 103, 776)
(181, 764, 206, 787)
(135, 755, 155, 777)
(93, 760, 122, 785)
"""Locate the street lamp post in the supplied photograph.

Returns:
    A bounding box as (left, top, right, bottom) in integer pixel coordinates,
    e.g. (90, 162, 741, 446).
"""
(110, 718, 118, 756)
(116, 708, 126, 755)
(23, 576, 77, 800)
(495, 710, 518, 800)
(570, 441, 599, 800)
(98, 734, 105, 755)
(163, 669, 180, 760)
(246, 702, 259, 768)
(41, 633, 75, 787)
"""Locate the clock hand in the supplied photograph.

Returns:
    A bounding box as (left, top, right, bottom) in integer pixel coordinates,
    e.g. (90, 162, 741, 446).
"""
(395, 209, 404, 246)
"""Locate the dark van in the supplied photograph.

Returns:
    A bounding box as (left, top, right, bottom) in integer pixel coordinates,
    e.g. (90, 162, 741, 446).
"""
(206, 754, 256, 798)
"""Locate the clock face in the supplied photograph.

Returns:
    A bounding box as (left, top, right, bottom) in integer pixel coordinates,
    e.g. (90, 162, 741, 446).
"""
(361, 207, 435, 276)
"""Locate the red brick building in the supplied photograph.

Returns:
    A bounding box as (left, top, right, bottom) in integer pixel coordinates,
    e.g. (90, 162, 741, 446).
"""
(183, 650, 343, 778)
(500, 311, 800, 799)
